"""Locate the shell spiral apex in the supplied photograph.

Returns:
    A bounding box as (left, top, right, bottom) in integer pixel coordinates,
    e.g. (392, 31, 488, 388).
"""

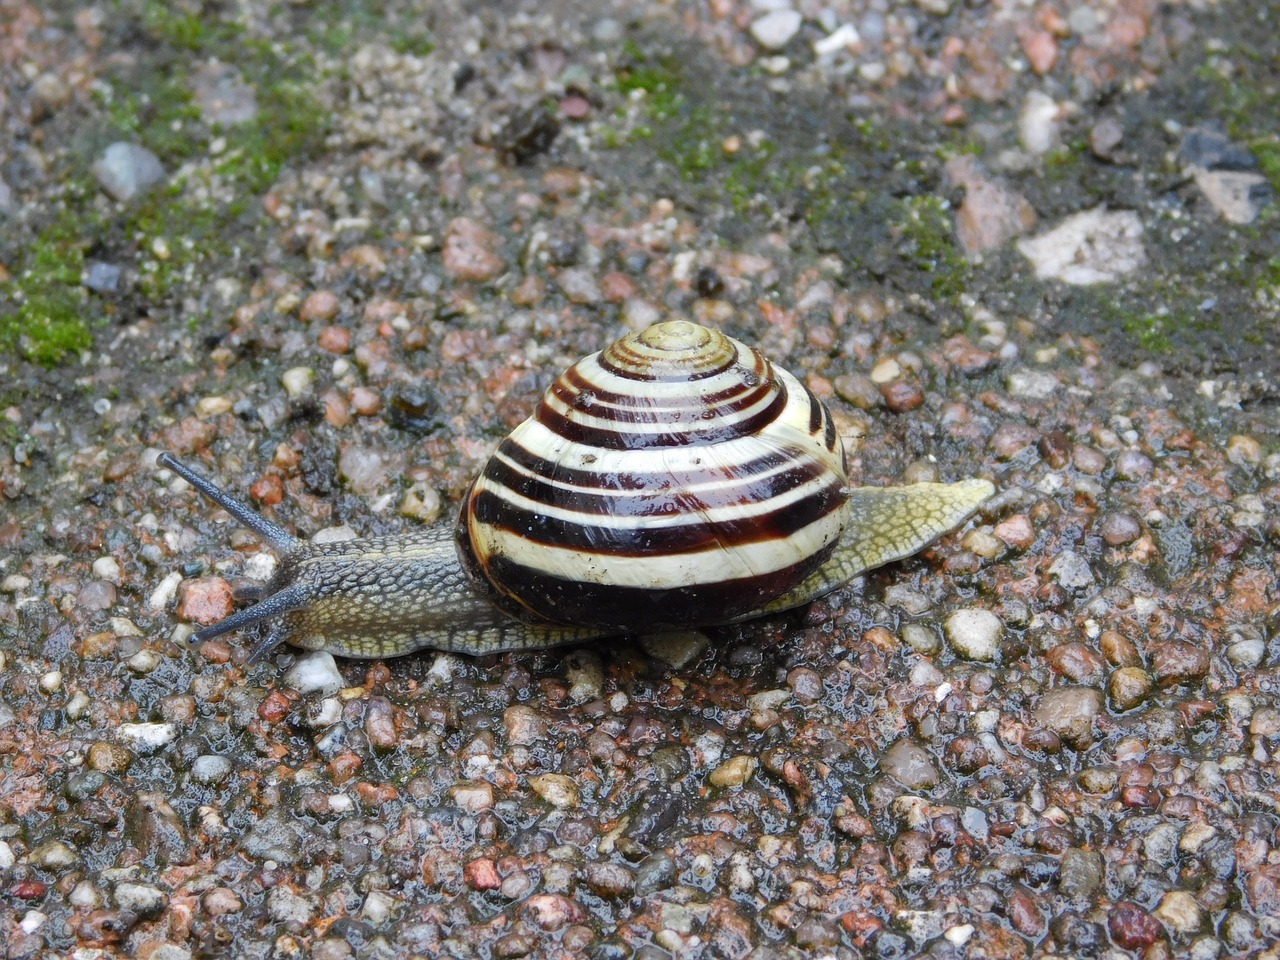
(459, 320, 852, 631)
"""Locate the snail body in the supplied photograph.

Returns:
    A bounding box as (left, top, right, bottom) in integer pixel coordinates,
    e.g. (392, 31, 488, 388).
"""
(160, 321, 993, 660)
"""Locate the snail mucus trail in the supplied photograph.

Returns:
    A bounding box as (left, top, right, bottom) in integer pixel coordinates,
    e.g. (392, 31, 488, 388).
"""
(159, 320, 995, 661)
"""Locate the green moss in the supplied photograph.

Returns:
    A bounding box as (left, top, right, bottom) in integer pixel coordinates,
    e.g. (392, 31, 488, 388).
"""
(0, 206, 98, 364)
(896, 195, 970, 300)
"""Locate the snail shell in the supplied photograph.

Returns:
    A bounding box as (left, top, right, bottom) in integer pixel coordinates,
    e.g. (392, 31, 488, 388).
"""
(159, 320, 994, 660)
(459, 320, 849, 631)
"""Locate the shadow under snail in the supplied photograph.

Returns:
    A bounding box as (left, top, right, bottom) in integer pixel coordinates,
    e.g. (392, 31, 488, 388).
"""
(158, 320, 994, 661)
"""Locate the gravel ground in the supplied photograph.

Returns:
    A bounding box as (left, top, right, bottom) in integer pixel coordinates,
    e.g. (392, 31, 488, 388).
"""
(1, 0, 1278, 957)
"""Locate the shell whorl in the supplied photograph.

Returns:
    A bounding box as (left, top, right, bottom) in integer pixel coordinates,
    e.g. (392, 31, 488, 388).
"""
(459, 320, 851, 631)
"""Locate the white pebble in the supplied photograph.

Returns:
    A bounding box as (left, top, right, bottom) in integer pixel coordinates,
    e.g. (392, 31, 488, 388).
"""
(1018, 91, 1060, 155)
(281, 366, 315, 398)
(813, 23, 860, 55)
(1, 574, 31, 593)
(283, 652, 345, 696)
(945, 609, 1003, 661)
(127, 650, 162, 674)
(148, 571, 183, 611)
(19, 911, 46, 934)
(641, 630, 710, 669)
(362, 890, 397, 925)
(39, 671, 63, 694)
(0, 840, 14, 868)
(117, 722, 179, 753)
(750, 9, 803, 49)
(191, 755, 233, 785)
(65, 691, 91, 720)
(92, 556, 122, 584)
(243, 552, 278, 581)
(69, 881, 101, 907)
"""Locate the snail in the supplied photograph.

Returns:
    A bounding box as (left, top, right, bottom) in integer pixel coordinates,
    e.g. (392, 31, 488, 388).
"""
(158, 320, 994, 661)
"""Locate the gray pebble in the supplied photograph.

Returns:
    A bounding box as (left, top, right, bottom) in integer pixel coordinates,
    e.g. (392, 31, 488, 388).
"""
(84, 261, 123, 293)
(1059, 847, 1103, 897)
(1034, 687, 1103, 748)
(114, 881, 168, 917)
(634, 852, 677, 896)
(1049, 551, 1095, 590)
(92, 142, 166, 201)
(880, 739, 940, 789)
(243, 813, 305, 864)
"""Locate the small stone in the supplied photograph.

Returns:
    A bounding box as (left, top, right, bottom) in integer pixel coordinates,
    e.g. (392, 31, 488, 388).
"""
(993, 514, 1035, 550)
(398, 483, 442, 522)
(443, 217, 505, 282)
(1226, 434, 1262, 466)
(522, 894, 586, 932)
(556, 268, 601, 304)
(1017, 207, 1146, 285)
(1045, 643, 1104, 684)
(192, 60, 257, 125)
(1109, 902, 1163, 951)
(584, 862, 634, 899)
(84, 261, 123, 293)
(1090, 116, 1125, 160)
(1059, 848, 1104, 897)
(880, 380, 924, 412)
(1100, 630, 1142, 667)
(750, 10, 803, 49)
(1109, 667, 1153, 711)
(117, 722, 179, 754)
(450, 782, 494, 813)
(1150, 641, 1209, 687)
(267, 886, 314, 925)
(299, 290, 340, 323)
(945, 609, 1003, 661)
(283, 652, 344, 695)
(92, 142, 166, 201)
(504, 704, 549, 745)
(1114, 449, 1153, 480)
(880, 739, 940, 789)
(1033, 688, 1103, 748)
(114, 882, 166, 918)
(349, 386, 382, 416)
(465, 858, 501, 891)
(176, 577, 235, 625)
(191, 755, 233, 785)
(1007, 369, 1058, 398)
(869, 358, 901, 383)
(1099, 513, 1142, 545)
(1022, 30, 1058, 75)
(1018, 91, 1060, 155)
(281, 366, 315, 398)
(990, 422, 1038, 458)
(1155, 890, 1204, 935)
(317, 325, 351, 353)
(641, 631, 709, 669)
(1048, 551, 1094, 590)
(529, 774, 580, 809)
(1228, 634, 1265, 669)
(337, 447, 390, 495)
(709, 755, 758, 788)
(944, 156, 1037, 256)
(30, 840, 78, 869)
(364, 697, 397, 750)
(88, 741, 133, 773)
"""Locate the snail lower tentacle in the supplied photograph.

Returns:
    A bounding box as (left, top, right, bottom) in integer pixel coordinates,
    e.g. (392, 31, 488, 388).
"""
(158, 321, 994, 660)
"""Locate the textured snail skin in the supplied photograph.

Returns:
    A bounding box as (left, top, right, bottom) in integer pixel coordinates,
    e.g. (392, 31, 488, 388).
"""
(158, 321, 994, 660)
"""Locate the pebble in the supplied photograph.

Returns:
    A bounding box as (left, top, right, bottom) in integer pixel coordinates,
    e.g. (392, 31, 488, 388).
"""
(993, 514, 1035, 550)
(1109, 666, 1153, 711)
(114, 882, 167, 917)
(30, 840, 78, 869)
(1018, 207, 1147, 284)
(443, 217, 505, 281)
(564, 651, 604, 703)
(1099, 513, 1142, 545)
(880, 380, 924, 412)
(901, 624, 940, 655)
(299, 290, 340, 323)
(584, 862, 634, 899)
(281, 366, 315, 398)
(641, 631, 709, 669)
(1048, 551, 1095, 590)
(1006, 369, 1057, 399)
(1228, 634, 1265, 669)
(451, 782, 494, 813)
(880, 739, 940, 789)
(283, 652, 345, 696)
(1108, 902, 1163, 951)
(1150, 640, 1209, 687)
(529, 774, 580, 809)
(556, 268, 601, 304)
(92, 142, 166, 201)
(176, 577, 235, 625)
(523, 894, 586, 932)
(1018, 91, 1060, 155)
(1180, 128, 1273, 224)
(1090, 116, 1125, 160)
(944, 609, 1003, 661)
(191, 61, 258, 125)
(84, 261, 122, 293)
(87, 741, 133, 773)
(338, 447, 390, 495)
(1022, 30, 1058, 75)
(1059, 848, 1104, 897)
(709, 755, 758, 788)
(944, 156, 1037, 256)
(1114, 449, 1153, 480)
(117, 722, 179, 754)
(1033, 688, 1103, 748)
(504, 705, 549, 745)
(191, 755, 233, 785)
(750, 10, 803, 49)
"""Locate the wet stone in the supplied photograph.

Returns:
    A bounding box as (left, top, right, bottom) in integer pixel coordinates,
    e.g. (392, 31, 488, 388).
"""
(641, 631, 709, 669)
(1033, 687, 1103, 748)
(634, 852, 677, 896)
(1049, 551, 1095, 590)
(1114, 449, 1154, 480)
(504, 705, 549, 745)
(1108, 901, 1163, 951)
(945, 609, 1003, 661)
(243, 813, 305, 864)
(1109, 667, 1153, 711)
(114, 882, 166, 918)
(191, 755, 232, 785)
(1100, 512, 1142, 545)
(284, 652, 344, 696)
(585, 862, 634, 899)
(1150, 641, 1210, 687)
(1059, 848, 1103, 898)
(443, 217, 505, 281)
(529, 774, 580, 809)
(880, 739, 940, 789)
(175, 577, 235, 626)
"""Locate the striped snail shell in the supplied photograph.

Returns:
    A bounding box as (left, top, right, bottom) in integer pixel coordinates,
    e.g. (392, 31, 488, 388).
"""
(458, 320, 850, 631)
(158, 320, 994, 660)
